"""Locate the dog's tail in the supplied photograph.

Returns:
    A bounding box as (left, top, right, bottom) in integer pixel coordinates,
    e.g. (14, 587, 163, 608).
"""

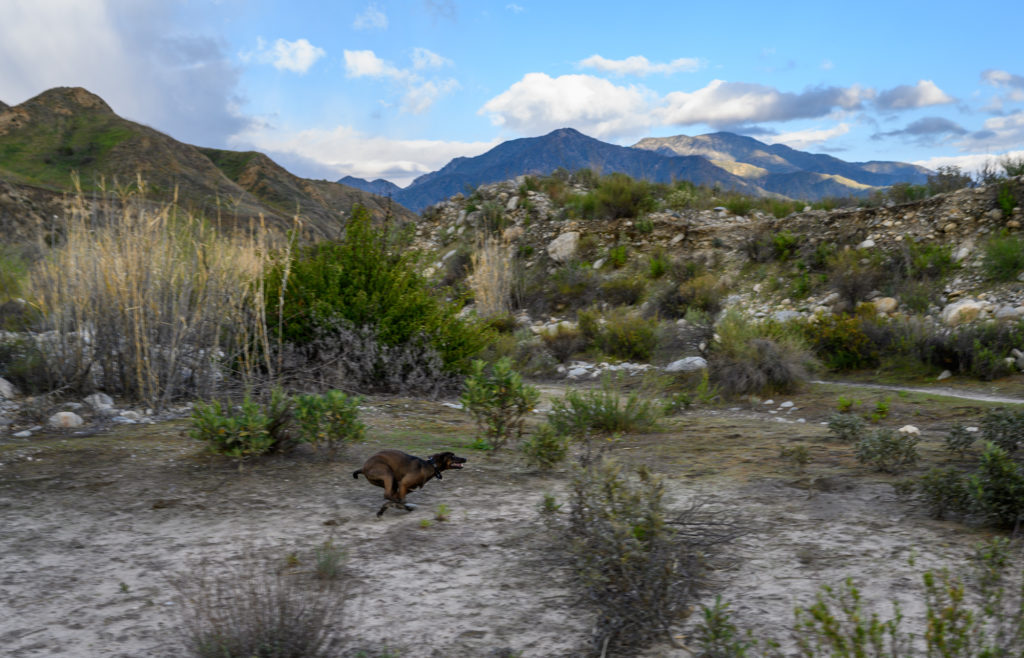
(352, 469, 362, 479)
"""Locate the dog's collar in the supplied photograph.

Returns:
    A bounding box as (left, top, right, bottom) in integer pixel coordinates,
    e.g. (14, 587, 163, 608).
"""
(427, 456, 443, 480)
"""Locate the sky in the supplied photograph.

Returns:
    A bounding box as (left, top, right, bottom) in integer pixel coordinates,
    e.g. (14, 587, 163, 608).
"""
(2, 0, 1023, 188)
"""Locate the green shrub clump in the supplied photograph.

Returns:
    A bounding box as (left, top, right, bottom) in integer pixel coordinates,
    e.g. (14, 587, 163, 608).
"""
(520, 423, 570, 470)
(264, 205, 489, 393)
(855, 428, 920, 473)
(708, 311, 814, 397)
(460, 357, 540, 449)
(293, 390, 366, 459)
(983, 231, 1024, 282)
(548, 379, 660, 439)
(802, 313, 878, 371)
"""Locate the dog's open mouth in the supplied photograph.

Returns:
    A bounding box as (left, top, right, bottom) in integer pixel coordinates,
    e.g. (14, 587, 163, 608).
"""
(449, 462, 465, 469)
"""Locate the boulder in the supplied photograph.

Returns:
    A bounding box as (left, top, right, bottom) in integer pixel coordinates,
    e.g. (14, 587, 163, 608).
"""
(48, 411, 84, 429)
(0, 376, 18, 400)
(85, 393, 114, 411)
(546, 231, 580, 263)
(665, 356, 708, 373)
(941, 299, 984, 326)
(873, 297, 898, 314)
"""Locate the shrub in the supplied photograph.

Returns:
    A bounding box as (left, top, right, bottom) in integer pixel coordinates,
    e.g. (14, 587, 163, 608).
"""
(692, 596, 755, 657)
(520, 424, 569, 470)
(594, 172, 658, 219)
(983, 231, 1024, 282)
(174, 552, 342, 657)
(265, 206, 489, 386)
(0, 244, 31, 304)
(855, 428, 920, 473)
(539, 324, 587, 363)
(802, 313, 878, 371)
(708, 312, 813, 397)
(592, 310, 659, 362)
(998, 182, 1018, 216)
(190, 395, 279, 459)
(927, 165, 973, 195)
(794, 578, 909, 656)
(607, 244, 629, 269)
(647, 252, 669, 279)
(313, 538, 346, 581)
(548, 379, 661, 439)
(599, 274, 647, 306)
(944, 423, 976, 458)
(968, 442, 1024, 529)
(827, 413, 867, 443)
(293, 390, 366, 459)
(460, 357, 540, 449)
(724, 196, 753, 217)
(827, 248, 886, 308)
(564, 462, 738, 655)
(980, 407, 1024, 455)
(917, 466, 971, 520)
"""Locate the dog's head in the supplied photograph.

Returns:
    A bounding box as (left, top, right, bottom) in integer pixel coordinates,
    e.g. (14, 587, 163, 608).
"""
(429, 451, 467, 479)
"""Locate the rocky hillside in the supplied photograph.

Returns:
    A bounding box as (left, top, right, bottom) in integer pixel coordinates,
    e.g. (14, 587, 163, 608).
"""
(414, 173, 1024, 334)
(0, 87, 414, 240)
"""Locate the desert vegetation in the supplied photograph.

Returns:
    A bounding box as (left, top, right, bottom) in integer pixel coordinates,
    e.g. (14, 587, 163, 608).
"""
(5, 161, 1024, 656)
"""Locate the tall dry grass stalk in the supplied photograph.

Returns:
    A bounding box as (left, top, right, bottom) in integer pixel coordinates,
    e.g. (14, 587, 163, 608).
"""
(27, 175, 277, 407)
(470, 235, 512, 319)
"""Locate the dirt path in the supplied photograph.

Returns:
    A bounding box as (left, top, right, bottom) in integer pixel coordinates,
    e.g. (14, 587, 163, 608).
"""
(0, 381, 1016, 656)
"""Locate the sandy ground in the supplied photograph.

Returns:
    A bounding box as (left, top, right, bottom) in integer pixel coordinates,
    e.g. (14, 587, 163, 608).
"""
(0, 381, 1018, 657)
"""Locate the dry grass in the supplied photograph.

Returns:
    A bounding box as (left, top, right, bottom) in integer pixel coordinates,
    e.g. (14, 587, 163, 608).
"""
(26, 176, 276, 407)
(470, 235, 512, 319)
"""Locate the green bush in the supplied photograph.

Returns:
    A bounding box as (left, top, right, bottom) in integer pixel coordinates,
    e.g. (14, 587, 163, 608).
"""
(460, 357, 540, 449)
(855, 428, 919, 473)
(607, 244, 629, 269)
(794, 578, 908, 656)
(548, 380, 660, 439)
(293, 390, 366, 459)
(917, 466, 971, 520)
(827, 248, 886, 308)
(827, 413, 867, 443)
(593, 310, 659, 362)
(594, 172, 658, 219)
(802, 313, 878, 371)
(190, 395, 280, 459)
(944, 423, 976, 458)
(980, 407, 1024, 455)
(983, 231, 1024, 282)
(709, 311, 814, 397)
(968, 442, 1024, 528)
(539, 323, 587, 363)
(599, 274, 647, 306)
(520, 424, 569, 469)
(264, 205, 488, 384)
(998, 182, 1018, 216)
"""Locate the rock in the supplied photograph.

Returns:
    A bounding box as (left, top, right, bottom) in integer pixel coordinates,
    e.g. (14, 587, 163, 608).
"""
(505, 195, 519, 211)
(858, 238, 876, 249)
(942, 222, 957, 233)
(1013, 348, 1024, 370)
(546, 232, 580, 263)
(995, 305, 1024, 322)
(48, 411, 84, 429)
(772, 310, 802, 323)
(85, 393, 114, 411)
(1008, 220, 1021, 229)
(566, 366, 590, 379)
(665, 356, 707, 373)
(873, 297, 898, 314)
(941, 299, 984, 326)
(0, 376, 18, 400)
(898, 425, 920, 436)
(937, 369, 953, 381)
(14, 430, 32, 438)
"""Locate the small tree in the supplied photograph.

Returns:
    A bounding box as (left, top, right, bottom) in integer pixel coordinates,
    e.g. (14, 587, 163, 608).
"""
(460, 357, 539, 449)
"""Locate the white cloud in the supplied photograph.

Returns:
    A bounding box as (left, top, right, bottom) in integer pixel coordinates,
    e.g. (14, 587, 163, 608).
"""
(657, 80, 871, 127)
(875, 79, 953, 110)
(479, 72, 656, 139)
(760, 123, 851, 150)
(403, 79, 460, 114)
(267, 38, 325, 74)
(230, 123, 497, 186)
(956, 111, 1024, 152)
(578, 54, 701, 77)
(344, 49, 408, 80)
(506, 3, 525, 12)
(353, 3, 388, 30)
(411, 47, 451, 70)
(0, 0, 247, 147)
(914, 150, 1024, 176)
(983, 69, 1024, 89)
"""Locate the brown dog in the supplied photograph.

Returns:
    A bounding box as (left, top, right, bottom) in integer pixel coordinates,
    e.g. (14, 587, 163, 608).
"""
(353, 450, 466, 517)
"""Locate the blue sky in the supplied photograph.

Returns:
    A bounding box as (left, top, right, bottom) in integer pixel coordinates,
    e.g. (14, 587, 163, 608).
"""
(2, 0, 1023, 187)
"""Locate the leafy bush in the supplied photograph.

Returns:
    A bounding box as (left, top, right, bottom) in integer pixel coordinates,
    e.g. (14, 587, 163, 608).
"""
(968, 442, 1024, 529)
(944, 423, 976, 458)
(980, 407, 1024, 455)
(916, 466, 971, 520)
(548, 380, 661, 439)
(520, 424, 569, 469)
(983, 231, 1024, 282)
(539, 323, 587, 363)
(594, 172, 658, 219)
(827, 413, 867, 443)
(607, 244, 629, 269)
(998, 182, 1018, 216)
(827, 249, 886, 308)
(855, 428, 920, 473)
(599, 274, 647, 306)
(592, 310, 659, 362)
(265, 205, 488, 386)
(802, 312, 878, 371)
(293, 390, 366, 459)
(794, 578, 908, 656)
(927, 165, 973, 195)
(190, 395, 279, 459)
(460, 357, 540, 449)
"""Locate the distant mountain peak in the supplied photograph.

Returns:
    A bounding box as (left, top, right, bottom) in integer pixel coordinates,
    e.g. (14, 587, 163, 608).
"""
(28, 86, 114, 114)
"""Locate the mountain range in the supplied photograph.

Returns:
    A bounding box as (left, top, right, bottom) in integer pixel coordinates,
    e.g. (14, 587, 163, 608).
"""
(0, 87, 416, 240)
(342, 128, 931, 212)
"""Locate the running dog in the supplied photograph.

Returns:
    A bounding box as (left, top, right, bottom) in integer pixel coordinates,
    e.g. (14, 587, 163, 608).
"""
(353, 450, 466, 517)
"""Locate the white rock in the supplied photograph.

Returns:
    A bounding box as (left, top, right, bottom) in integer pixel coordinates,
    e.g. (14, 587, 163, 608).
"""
(566, 367, 590, 379)
(14, 430, 31, 438)
(85, 393, 114, 411)
(546, 231, 580, 263)
(898, 425, 920, 436)
(873, 297, 898, 314)
(664, 356, 707, 373)
(937, 369, 953, 381)
(779, 401, 795, 408)
(120, 410, 143, 421)
(941, 299, 984, 326)
(858, 238, 876, 249)
(0, 377, 18, 400)
(48, 411, 84, 429)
